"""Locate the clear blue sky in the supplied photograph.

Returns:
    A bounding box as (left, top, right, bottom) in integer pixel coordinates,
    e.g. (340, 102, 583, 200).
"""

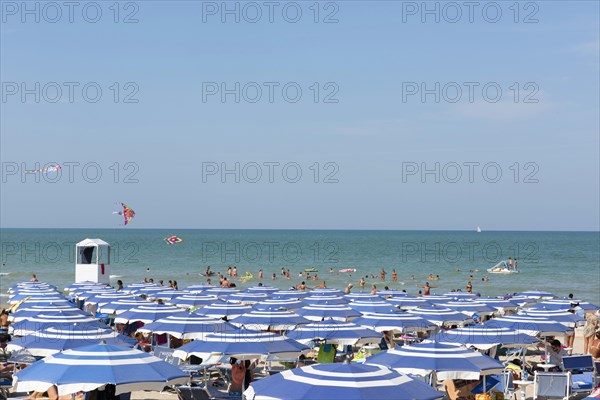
(1, 1, 599, 230)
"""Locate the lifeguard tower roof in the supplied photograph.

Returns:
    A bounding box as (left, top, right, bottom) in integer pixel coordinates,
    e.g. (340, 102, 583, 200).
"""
(77, 238, 109, 247)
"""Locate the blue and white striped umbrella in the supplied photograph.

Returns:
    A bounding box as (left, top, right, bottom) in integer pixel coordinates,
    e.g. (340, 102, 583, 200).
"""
(6, 298, 70, 309)
(530, 299, 600, 311)
(230, 310, 310, 331)
(517, 290, 555, 300)
(114, 304, 187, 324)
(9, 292, 63, 304)
(10, 316, 109, 336)
(9, 287, 59, 297)
(10, 282, 57, 293)
(310, 288, 344, 296)
(520, 310, 584, 327)
(387, 296, 434, 310)
(476, 298, 520, 312)
(296, 304, 361, 322)
(123, 283, 158, 293)
(270, 290, 310, 300)
(194, 302, 252, 319)
(366, 342, 505, 380)
(246, 286, 279, 293)
(439, 301, 497, 316)
(348, 301, 400, 315)
(253, 299, 305, 311)
(13, 343, 188, 396)
(443, 293, 478, 301)
(378, 290, 410, 297)
(344, 294, 383, 302)
(286, 320, 381, 345)
(203, 287, 241, 297)
(244, 363, 444, 400)
(353, 312, 437, 333)
(133, 286, 173, 296)
(483, 315, 571, 336)
(226, 292, 269, 304)
(146, 290, 182, 302)
(423, 295, 452, 304)
(304, 295, 349, 305)
(85, 293, 138, 306)
(137, 314, 236, 339)
(64, 281, 105, 292)
(8, 307, 94, 323)
(506, 295, 536, 307)
(185, 284, 214, 293)
(7, 325, 137, 356)
(73, 288, 116, 300)
(173, 329, 308, 361)
(430, 326, 540, 350)
(9, 303, 80, 322)
(98, 298, 151, 314)
(407, 306, 472, 327)
(171, 294, 223, 309)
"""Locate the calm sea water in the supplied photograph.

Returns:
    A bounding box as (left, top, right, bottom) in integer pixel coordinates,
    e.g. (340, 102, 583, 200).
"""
(1, 229, 598, 305)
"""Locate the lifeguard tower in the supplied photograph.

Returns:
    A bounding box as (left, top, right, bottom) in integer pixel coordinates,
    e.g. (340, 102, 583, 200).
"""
(75, 238, 111, 284)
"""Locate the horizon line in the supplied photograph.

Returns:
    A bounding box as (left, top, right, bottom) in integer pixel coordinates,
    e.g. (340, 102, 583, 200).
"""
(1, 227, 599, 233)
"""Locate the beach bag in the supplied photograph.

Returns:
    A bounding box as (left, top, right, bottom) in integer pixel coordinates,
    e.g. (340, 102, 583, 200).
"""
(317, 343, 336, 363)
(475, 394, 494, 400)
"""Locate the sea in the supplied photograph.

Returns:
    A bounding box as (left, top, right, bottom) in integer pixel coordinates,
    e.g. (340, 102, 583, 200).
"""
(1, 229, 599, 305)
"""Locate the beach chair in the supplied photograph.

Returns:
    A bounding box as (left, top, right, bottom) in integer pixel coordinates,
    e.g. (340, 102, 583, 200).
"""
(0, 375, 12, 399)
(176, 384, 211, 400)
(562, 355, 595, 394)
(498, 370, 516, 400)
(153, 346, 180, 366)
(533, 371, 572, 399)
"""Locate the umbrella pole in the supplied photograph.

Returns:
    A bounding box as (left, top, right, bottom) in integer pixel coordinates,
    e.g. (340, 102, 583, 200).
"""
(483, 374, 486, 394)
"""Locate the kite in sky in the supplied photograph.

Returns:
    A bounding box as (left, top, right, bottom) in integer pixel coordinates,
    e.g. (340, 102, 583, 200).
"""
(25, 164, 61, 174)
(113, 203, 135, 225)
(164, 235, 183, 245)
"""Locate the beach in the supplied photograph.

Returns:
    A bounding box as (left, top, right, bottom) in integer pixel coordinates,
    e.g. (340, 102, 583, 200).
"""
(2, 229, 599, 400)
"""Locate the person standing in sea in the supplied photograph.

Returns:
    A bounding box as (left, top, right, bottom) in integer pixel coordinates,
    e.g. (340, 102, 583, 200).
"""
(359, 276, 366, 291)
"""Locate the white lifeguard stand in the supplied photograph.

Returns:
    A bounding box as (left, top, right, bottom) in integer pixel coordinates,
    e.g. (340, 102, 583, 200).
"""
(75, 238, 111, 284)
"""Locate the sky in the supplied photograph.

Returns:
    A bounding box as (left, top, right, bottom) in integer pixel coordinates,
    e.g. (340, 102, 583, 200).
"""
(1, 0, 599, 230)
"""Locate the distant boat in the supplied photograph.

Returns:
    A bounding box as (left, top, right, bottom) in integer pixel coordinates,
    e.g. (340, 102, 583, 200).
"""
(476, 226, 481, 233)
(487, 260, 519, 274)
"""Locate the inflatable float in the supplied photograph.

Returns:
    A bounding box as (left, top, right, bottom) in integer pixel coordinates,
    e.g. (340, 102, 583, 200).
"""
(304, 268, 318, 272)
(339, 268, 357, 273)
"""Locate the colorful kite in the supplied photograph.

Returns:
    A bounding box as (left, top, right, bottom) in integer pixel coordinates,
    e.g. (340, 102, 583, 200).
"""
(164, 235, 183, 245)
(113, 202, 135, 225)
(25, 164, 62, 174)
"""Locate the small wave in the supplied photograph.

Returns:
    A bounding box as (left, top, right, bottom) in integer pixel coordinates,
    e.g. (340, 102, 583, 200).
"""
(0, 272, 10, 276)
(0, 293, 8, 298)
(110, 275, 124, 278)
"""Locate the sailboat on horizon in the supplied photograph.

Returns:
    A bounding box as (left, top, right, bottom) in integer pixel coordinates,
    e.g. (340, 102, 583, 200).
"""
(476, 226, 481, 233)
